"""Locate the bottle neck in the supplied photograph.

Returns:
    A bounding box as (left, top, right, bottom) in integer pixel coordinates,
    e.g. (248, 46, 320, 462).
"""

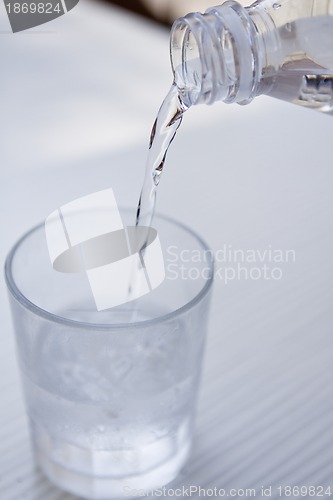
(170, 1, 274, 107)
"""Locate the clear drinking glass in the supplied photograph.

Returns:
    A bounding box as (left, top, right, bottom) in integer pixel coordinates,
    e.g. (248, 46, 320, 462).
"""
(4, 210, 214, 499)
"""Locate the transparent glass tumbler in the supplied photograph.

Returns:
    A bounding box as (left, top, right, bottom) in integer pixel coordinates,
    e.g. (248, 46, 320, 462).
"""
(5, 211, 214, 499)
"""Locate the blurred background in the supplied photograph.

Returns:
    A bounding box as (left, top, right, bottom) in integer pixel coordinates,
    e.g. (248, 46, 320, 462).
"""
(1, 0, 333, 499)
(104, 0, 250, 25)
(103, 0, 222, 25)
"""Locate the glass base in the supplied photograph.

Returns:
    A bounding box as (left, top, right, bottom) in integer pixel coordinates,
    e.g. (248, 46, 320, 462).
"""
(32, 424, 191, 499)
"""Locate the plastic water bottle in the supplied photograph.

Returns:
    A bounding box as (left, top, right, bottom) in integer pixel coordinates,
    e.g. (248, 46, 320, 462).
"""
(170, 0, 333, 114)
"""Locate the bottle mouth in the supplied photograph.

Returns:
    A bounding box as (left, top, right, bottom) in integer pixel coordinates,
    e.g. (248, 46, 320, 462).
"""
(170, 15, 203, 107)
(170, 10, 235, 107)
(170, 3, 260, 107)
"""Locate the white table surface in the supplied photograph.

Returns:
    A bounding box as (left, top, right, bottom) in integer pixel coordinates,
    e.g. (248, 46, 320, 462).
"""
(1, 1, 333, 499)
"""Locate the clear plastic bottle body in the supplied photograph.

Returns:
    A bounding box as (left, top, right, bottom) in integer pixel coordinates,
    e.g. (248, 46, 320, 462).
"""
(170, 0, 333, 113)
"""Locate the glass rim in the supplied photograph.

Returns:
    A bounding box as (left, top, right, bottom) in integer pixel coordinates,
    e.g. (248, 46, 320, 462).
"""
(4, 212, 214, 331)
